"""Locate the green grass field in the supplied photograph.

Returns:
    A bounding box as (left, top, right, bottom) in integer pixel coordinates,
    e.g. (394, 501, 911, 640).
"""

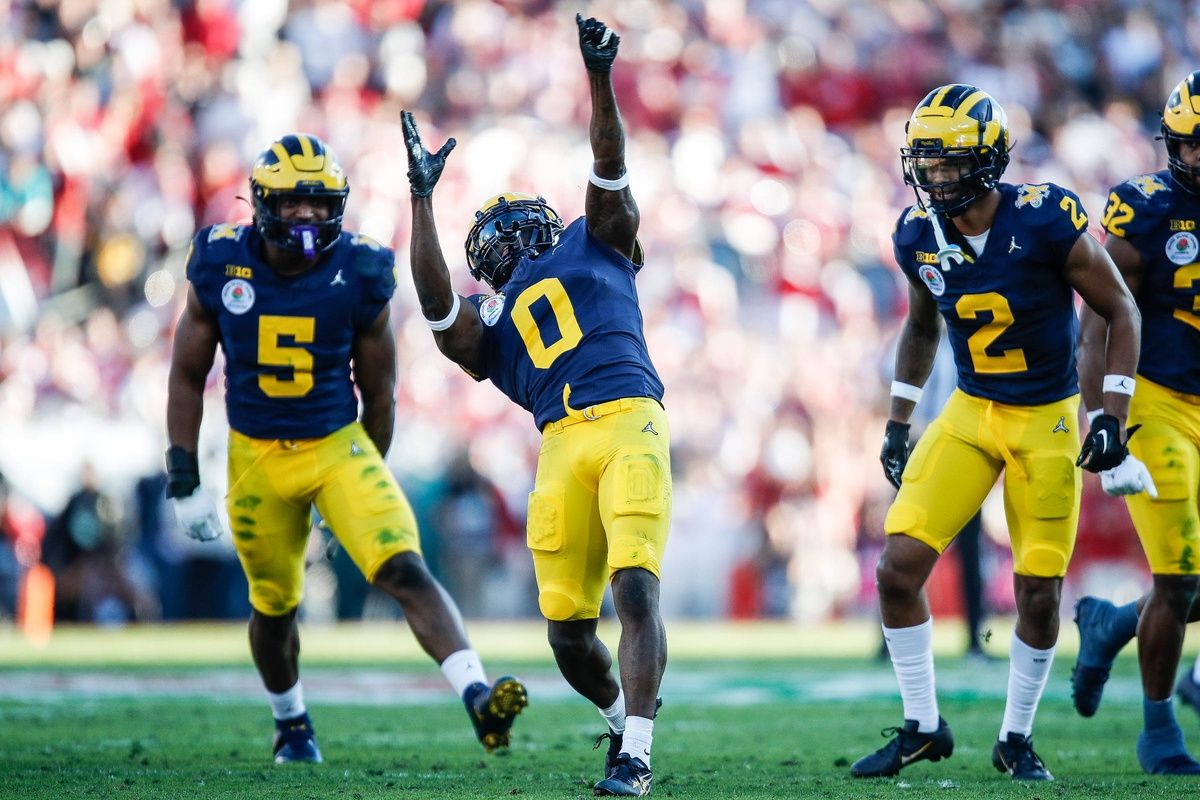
(1, 620, 1199, 799)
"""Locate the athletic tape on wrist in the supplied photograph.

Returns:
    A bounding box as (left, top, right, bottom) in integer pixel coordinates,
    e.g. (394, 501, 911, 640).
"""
(1102, 374, 1135, 396)
(426, 294, 461, 331)
(589, 167, 630, 191)
(890, 381, 924, 403)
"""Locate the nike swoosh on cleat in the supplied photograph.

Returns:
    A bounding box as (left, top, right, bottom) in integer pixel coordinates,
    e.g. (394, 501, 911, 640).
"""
(900, 741, 932, 765)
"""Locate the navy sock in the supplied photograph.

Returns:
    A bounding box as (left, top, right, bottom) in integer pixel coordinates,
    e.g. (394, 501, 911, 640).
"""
(1144, 697, 1177, 733)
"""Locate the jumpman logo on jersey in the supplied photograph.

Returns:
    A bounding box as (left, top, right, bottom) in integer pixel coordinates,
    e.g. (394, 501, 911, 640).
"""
(1052, 416, 1069, 434)
(642, 422, 658, 436)
(1009, 236, 1022, 254)
(331, 269, 347, 286)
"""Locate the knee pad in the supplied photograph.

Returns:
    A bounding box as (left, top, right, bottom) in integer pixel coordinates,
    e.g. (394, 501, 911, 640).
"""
(538, 581, 582, 621)
(249, 580, 300, 617)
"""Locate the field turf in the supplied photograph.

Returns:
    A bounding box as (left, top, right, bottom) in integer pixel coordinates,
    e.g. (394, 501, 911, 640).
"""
(1, 620, 1198, 799)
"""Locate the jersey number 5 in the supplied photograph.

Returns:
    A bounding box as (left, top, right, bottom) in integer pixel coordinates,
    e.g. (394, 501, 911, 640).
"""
(258, 315, 315, 397)
(511, 278, 584, 369)
(956, 292, 1028, 374)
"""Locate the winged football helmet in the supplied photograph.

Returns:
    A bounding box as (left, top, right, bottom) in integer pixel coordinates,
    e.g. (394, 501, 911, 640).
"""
(465, 193, 564, 290)
(1162, 71, 1200, 195)
(901, 84, 1011, 217)
(250, 133, 349, 257)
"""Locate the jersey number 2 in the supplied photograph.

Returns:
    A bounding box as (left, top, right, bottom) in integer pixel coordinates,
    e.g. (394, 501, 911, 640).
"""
(258, 315, 315, 397)
(511, 278, 583, 369)
(956, 292, 1028, 374)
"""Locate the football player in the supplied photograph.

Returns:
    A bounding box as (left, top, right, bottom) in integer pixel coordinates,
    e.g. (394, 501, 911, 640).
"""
(1070, 71, 1200, 775)
(402, 14, 667, 797)
(852, 85, 1141, 781)
(165, 133, 527, 765)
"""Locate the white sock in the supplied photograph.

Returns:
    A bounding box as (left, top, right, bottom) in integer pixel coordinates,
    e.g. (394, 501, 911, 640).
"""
(599, 689, 626, 733)
(619, 715, 654, 767)
(1192, 653, 1200, 685)
(883, 619, 939, 733)
(267, 681, 306, 721)
(440, 649, 488, 698)
(999, 632, 1055, 740)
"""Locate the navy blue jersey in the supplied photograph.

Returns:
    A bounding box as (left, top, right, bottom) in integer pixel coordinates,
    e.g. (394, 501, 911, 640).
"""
(186, 223, 395, 439)
(1101, 170, 1200, 395)
(893, 182, 1088, 405)
(467, 217, 664, 429)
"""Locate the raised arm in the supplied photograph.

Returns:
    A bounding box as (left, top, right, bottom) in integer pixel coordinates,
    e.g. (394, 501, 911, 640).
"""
(880, 282, 943, 488)
(352, 304, 397, 457)
(402, 110, 486, 376)
(577, 13, 639, 259)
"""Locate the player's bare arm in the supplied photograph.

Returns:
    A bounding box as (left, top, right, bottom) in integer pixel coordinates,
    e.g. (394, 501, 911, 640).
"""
(1064, 232, 1141, 429)
(166, 285, 219, 453)
(1078, 234, 1145, 414)
(402, 110, 486, 375)
(352, 304, 398, 457)
(577, 14, 639, 259)
(890, 281, 943, 424)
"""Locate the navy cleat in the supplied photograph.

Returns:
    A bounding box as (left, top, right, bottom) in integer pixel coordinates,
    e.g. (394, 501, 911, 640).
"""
(1071, 596, 1126, 717)
(850, 717, 954, 778)
(273, 712, 323, 764)
(594, 698, 663, 779)
(1177, 670, 1200, 717)
(1138, 725, 1200, 775)
(594, 754, 652, 796)
(465, 676, 528, 752)
(992, 732, 1052, 780)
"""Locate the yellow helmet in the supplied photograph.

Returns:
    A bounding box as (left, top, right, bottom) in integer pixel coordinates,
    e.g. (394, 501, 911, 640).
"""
(250, 133, 349, 257)
(1162, 72, 1200, 194)
(464, 192, 563, 290)
(901, 84, 1011, 216)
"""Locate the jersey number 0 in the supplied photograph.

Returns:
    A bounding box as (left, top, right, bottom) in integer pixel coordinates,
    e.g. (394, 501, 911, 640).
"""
(511, 278, 584, 369)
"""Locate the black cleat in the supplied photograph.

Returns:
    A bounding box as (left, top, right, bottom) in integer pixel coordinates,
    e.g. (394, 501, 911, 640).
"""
(1071, 596, 1126, 717)
(992, 732, 1053, 780)
(273, 712, 323, 764)
(594, 754, 652, 796)
(593, 697, 663, 779)
(465, 676, 528, 752)
(850, 717, 954, 778)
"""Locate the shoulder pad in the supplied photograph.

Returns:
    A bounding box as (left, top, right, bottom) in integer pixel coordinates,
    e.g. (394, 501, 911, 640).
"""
(1112, 172, 1174, 217)
(893, 205, 929, 248)
(348, 234, 396, 293)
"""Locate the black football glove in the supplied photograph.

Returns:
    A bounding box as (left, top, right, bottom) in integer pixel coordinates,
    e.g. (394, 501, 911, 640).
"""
(576, 13, 620, 73)
(880, 420, 911, 490)
(165, 445, 200, 499)
(401, 110, 456, 199)
(1076, 414, 1141, 473)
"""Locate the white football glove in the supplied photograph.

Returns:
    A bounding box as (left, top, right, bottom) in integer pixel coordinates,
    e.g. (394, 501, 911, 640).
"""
(1100, 453, 1158, 499)
(171, 489, 225, 541)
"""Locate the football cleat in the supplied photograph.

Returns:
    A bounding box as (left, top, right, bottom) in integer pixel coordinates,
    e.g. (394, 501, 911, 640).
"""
(465, 676, 528, 752)
(594, 754, 652, 797)
(992, 732, 1052, 780)
(273, 712, 323, 764)
(850, 717, 954, 778)
(594, 697, 663, 779)
(1070, 596, 1126, 717)
(1176, 670, 1200, 717)
(1137, 725, 1200, 775)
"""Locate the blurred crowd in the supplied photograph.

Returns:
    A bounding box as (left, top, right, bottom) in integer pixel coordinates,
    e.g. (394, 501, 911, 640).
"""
(0, 0, 1190, 627)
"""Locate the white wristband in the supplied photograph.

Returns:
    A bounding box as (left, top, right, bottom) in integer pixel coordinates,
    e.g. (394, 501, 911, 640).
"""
(589, 166, 630, 191)
(1086, 409, 1103, 424)
(426, 293, 460, 331)
(1103, 374, 1135, 396)
(890, 381, 924, 403)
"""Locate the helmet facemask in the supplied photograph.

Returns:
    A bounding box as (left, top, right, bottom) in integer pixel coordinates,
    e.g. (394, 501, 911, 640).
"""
(465, 195, 564, 291)
(250, 134, 349, 259)
(1161, 72, 1200, 196)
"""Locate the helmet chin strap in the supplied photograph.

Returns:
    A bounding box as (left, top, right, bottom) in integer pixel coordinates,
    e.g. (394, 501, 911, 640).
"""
(928, 211, 965, 271)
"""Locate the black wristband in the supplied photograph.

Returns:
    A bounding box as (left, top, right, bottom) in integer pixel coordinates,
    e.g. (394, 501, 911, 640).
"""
(165, 446, 200, 499)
